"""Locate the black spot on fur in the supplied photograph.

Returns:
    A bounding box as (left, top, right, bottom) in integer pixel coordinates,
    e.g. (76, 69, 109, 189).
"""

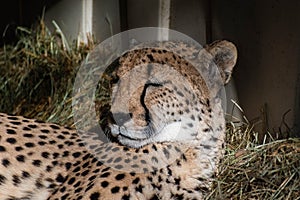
(57, 135, 65, 139)
(16, 155, 25, 162)
(88, 175, 97, 182)
(22, 171, 30, 178)
(163, 148, 170, 159)
(50, 124, 60, 129)
(122, 194, 130, 200)
(74, 187, 83, 193)
(90, 192, 100, 200)
(39, 135, 47, 139)
(52, 160, 58, 166)
(114, 157, 122, 163)
(142, 149, 149, 154)
(52, 152, 60, 159)
(100, 172, 111, 178)
(151, 157, 158, 163)
(132, 177, 140, 184)
(174, 177, 181, 185)
(25, 142, 35, 148)
(81, 169, 90, 176)
(130, 172, 136, 176)
(56, 173, 65, 183)
(135, 184, 144, 193)
(101, 181, 109, 188)
(131, 164, 139, 168)
(0, 174, 6, 184)
(41, 152, 50, 158)
(6, 138, 16, 144)
(115, 173, 125, 180)
(152, 144, 157, 151)
(7, 116, 18, 120)
(72, 152, 81, 158)
(149, 195, 160, 200)
(203, 128, 210, 132)
(82, 161, 90, 168)
(60, 186, 66, 193)
(6, 129, 16, 134)
(61, 194, 69, 199)
(0, 146, 5, 152)
(112, 147, 120, 152)
(202, 144, 212, 149)
(28, 124, 37, 129)
(15, 146, 23, 151)
(12, 174, 21, 186)
(65, 162, 72, 170)
(23, 127, 32, 132)
(147, 54, 154, 62)
(2, 159, 10, 167)
(72, 166, 81, 173)
(187, 123, 193, 127)
(111, 186, 120, 193)
(46, 165, 53, 172)
(41, 129, 50, 133)
(74, 181, 81, 188)
(68, 177, 76, 185)
(171, 193, 184, 199)
(32, 160, 42, 167)
(38, 141, 46, 146)
(23, 133, 34, 138)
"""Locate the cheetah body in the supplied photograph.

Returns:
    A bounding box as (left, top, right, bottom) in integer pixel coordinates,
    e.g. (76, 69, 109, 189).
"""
(0, 40, 237, 199)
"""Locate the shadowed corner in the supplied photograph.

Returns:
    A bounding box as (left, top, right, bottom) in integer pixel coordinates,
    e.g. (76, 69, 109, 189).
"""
(292, 74, 300, 137)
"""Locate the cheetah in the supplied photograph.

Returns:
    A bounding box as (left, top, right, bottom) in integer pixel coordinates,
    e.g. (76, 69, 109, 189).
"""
(0, 40, 237, 199)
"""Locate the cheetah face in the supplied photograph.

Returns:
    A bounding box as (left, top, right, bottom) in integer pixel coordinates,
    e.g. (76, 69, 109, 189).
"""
(110, 75, 200, 148)
(108, 40, 237, 148)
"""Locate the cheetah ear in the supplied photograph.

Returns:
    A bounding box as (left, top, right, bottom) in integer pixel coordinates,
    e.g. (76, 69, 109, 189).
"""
(205, 40, 237, 84)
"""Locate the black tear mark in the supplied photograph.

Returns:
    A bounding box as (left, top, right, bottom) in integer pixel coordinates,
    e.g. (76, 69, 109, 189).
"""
(140, 82, 163, 124)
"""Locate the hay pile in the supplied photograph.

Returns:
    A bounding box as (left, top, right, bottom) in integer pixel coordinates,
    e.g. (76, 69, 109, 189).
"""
(0, 20, 94, 126)
(0, 22, 299, 200)
(208, 123, 300, 200)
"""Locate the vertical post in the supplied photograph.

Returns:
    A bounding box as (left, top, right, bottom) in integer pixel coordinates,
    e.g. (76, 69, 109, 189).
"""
(158, 0, 171, 41)
(80, 0, 93, 43)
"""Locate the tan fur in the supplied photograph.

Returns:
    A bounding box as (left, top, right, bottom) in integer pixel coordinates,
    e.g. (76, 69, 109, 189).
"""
(0, 40, 237, 200)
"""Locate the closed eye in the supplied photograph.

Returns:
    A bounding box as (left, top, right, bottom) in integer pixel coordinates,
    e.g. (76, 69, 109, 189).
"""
(141, 82, 163, 124)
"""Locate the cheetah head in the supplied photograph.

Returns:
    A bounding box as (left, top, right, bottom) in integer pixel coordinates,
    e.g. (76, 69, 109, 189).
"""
(108, 40, 237, 148)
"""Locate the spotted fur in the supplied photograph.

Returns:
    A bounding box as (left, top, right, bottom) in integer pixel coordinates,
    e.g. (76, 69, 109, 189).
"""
(0, 40, 237, 199)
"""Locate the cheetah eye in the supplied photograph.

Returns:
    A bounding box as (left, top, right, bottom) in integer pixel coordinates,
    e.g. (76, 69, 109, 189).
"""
(129, 113, 133, 118)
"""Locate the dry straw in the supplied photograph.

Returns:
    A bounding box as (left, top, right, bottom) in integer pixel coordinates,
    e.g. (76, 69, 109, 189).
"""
(0, 20, 94, 126)
(207, 120, 300, 200)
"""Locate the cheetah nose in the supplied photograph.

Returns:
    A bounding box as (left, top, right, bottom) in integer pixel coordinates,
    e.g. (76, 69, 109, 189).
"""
(112, 112, 132, 126)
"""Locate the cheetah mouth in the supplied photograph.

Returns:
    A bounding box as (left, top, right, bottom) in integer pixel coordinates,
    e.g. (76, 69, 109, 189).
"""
(115, 130, 151, 148)
(114, 122, 185, 148)
(118, 126, 155, 141)
(110, 123, 153, 141)
(109, 122, 163, 148)
(118, 132, 144, 141)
